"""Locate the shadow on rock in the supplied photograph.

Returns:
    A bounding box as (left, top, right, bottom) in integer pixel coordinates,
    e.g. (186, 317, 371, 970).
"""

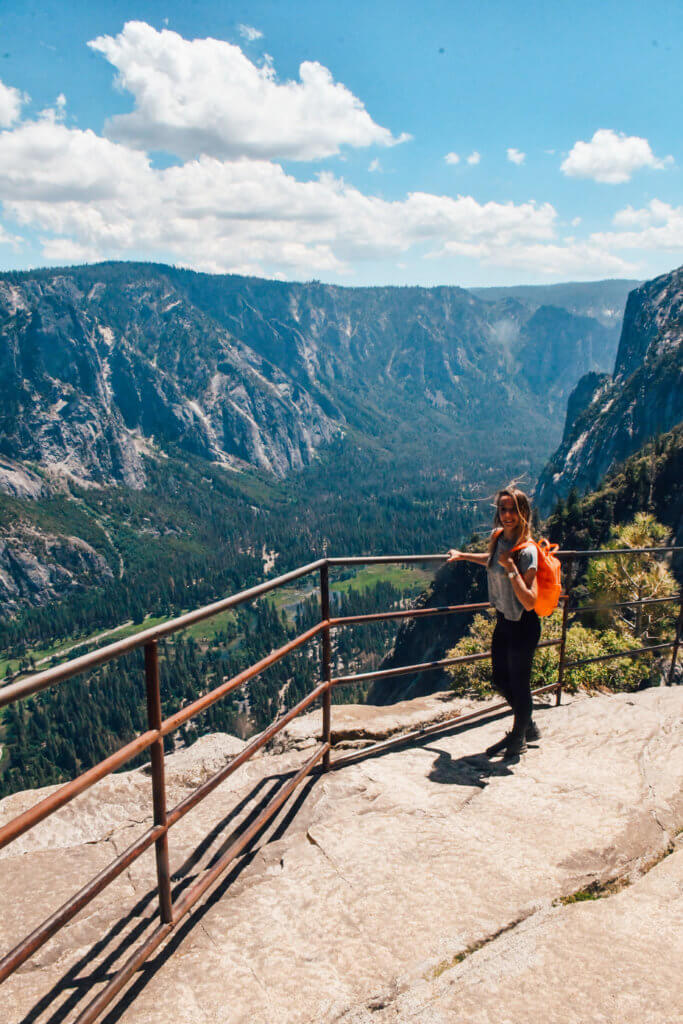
(424, 744, 516, 788)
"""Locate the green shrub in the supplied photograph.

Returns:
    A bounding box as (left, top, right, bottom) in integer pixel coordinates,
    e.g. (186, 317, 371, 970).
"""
(446, 612, 646, 699)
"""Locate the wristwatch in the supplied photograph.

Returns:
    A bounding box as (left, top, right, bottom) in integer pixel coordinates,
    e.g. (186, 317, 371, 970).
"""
(507, 570, 517, 580)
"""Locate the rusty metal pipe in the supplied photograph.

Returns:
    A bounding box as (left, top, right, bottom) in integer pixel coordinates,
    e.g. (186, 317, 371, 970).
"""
(331, 638, 561, 687)
(74, 919, 175, 1024)
(556, 560, 574, 707)
(0, 728, 158, 853)
(329, 601, 491, 627)
(0, 822, 165, 984)
(0, 682, 329, 986)
(0, 559, 328, 709)
(166, 682, 329, 827)
(570, 594, 679, 615)
(667, 593, 683, 685)
(320, 565, 332, 772)
(326, 555, 448, 566)
(74, 743, 328, 1024)
(326, 547, 682, 569)
(556, 546, 682, 558)
(160, 621, 326, 736)
(171, 742, 328, 923)
(144, 642, 173, 924)
(565, 640, 675, 669)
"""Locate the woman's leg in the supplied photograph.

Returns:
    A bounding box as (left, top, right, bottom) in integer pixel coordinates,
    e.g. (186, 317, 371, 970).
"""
(486, 618, 515, 755)
(491, 618, 513, 703)
(504, 612, 541, 753)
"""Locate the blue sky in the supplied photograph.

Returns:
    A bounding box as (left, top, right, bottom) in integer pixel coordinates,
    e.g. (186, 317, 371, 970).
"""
(0, 0, 681, 286)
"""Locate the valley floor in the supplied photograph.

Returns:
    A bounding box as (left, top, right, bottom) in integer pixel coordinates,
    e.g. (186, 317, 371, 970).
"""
(1, 687, 681, 1023)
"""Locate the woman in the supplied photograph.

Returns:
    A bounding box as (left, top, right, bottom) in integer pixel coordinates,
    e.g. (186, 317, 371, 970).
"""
(447, 485, 541, 758)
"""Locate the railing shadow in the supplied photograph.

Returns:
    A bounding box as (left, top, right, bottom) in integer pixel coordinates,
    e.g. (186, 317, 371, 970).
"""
(18, 766, 321, 1024)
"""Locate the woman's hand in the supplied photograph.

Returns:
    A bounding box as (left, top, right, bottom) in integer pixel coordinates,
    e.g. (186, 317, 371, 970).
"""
(498, 552, 515, 572)
(446, 549, 463, 563)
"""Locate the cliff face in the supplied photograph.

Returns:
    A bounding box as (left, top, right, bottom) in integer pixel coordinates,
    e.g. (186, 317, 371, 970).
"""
(535, 265, 683, 515)
(0, 272, 338, 486)
(0, 264, 624, 491)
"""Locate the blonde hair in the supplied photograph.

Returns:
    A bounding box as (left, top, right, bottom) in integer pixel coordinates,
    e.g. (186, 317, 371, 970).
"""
(487, 485, 533, 566)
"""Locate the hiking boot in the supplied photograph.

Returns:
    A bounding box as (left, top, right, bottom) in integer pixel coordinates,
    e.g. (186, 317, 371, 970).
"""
(503, 732, 528, 757)
(485, 733, 512, 757)
(526, 720, 541, 742)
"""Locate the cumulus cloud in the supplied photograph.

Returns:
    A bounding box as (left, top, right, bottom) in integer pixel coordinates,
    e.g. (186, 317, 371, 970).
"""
(0, 118, 151, 201)
(0, 111, 565, 277)
(441, 238, 635, 277)
(507, 147, 525, 165)
(0, 31, 676, 285)
(0, 80, 27, 127)
(238, 24, 263, 41)
(445, 151, 460, 165)
(88, 21, 410, 161)
(561, 129, 673, 184)
(593, 200, 683, 251)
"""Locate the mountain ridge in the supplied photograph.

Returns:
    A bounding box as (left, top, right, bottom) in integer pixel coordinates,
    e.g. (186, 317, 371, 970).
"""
(1, 262, 626, 493)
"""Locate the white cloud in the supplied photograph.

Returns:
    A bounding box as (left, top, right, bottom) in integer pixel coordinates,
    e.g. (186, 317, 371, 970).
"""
(0, 118, 151, 201)
(445, 151, 460, 165)
(0, 114, 564, 277)
(1, 30, 678, 285)
(238, 24, 263, 42)
(88, 21, 410, 161)
(0, 80, 27, 128)
(507, 147, 525, 165)
(441, 238, 635, 277)
(593, 200, 683, 251)
(571, 216, 582, 227)
(561, 129, 673, 184)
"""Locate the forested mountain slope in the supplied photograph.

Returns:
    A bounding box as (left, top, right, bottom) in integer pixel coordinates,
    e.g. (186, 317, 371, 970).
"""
(0, 263, 627, 626)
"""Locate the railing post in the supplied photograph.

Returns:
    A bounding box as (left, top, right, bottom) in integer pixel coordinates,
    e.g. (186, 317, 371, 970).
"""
(320, 562, 332, 771)
(667, 590, 683, 686)
(556, 558, 573, 706)
(144, 641, 173, 923)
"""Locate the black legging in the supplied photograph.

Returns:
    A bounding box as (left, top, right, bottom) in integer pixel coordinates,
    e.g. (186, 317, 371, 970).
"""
(491, 609, 541, 735)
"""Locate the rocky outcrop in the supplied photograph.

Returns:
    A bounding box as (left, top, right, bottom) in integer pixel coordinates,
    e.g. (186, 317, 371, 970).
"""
(0, 524, 113, 614)
(536, 265, 683, 514)
(1, 687, 681, 1023)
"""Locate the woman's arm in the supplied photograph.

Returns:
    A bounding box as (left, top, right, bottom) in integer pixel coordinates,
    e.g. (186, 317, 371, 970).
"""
(446, 549, 489, 567)
(498, 552, 538, 611)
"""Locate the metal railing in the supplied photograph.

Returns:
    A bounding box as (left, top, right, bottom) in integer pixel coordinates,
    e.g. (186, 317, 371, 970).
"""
(0, 546, 681, 1023)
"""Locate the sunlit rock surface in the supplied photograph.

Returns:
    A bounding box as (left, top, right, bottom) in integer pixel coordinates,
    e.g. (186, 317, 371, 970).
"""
(1, 687, 681, 1023)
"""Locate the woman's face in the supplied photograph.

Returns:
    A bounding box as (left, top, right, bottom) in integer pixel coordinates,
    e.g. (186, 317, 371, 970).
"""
(498, 495, 520, 529)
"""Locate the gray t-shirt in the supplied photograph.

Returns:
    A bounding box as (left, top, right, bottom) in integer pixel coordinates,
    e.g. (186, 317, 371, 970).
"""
(487, 533, 538, 621)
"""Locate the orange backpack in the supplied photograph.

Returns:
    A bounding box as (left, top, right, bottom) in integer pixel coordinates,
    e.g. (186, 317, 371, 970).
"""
(493, 529, 563, 617)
